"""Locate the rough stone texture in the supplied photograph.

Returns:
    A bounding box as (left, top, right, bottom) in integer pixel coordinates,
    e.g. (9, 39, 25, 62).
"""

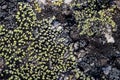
(0, 0, 120, 80)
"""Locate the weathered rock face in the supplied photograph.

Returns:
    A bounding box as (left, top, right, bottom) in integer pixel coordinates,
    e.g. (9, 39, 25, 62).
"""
(0, 58, 4, 73)
(114, 0, 120, 10)
(0, 0, 17, 29)
(0, 0, 120, 80)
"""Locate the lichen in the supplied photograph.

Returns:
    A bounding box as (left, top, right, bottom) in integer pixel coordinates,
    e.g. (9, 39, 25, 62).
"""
(0, 2, 78, 80)
(15, 2, 37, 28)
(71, 0, 116, 36)
(0, 25, 3, 32)
(28, 0, 42, 13)
(0, 1, 112, 79)
(52, 0, 63, 6)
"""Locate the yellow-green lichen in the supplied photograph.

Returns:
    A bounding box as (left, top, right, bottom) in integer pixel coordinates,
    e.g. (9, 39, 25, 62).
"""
(28, 0, 42, 13)
(52, 0, 63, 6)
(71, 0, 116, 36)
(0, 2, 77, 80)
(0, 25, 3, 32)
(0, 1, 97, 80)
(15, 2, 37, 28)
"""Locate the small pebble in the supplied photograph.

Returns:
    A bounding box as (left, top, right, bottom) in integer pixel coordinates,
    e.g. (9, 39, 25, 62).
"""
(2, 5, 7, 9)
(104, 33, 115, 43)
(37, 0, 46, 5)
(102, 66, 112, 75)
(74, 42, 79, 51)
(64, 0, 72, 4)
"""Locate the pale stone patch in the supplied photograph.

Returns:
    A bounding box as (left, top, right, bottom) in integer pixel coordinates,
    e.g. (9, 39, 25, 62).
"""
(37, 0, 46, 4)
(104, 25, 115, 43)
(104, 33, 115, 43)
(64, 0, 73, 4)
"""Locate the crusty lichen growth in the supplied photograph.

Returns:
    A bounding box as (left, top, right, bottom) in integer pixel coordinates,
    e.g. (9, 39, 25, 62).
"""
(0, 25, 3, 32)
(52, 0, 63, 6)
(0, 2, 81, 80)
(0, 1, 97, 80)
(28, 0, 42, 13)
(71, 0, 116, 36)
(59, 68, 94, 80)
(15, 2, 37, 28)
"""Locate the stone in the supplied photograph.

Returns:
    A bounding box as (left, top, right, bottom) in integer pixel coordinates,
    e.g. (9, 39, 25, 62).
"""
(64, 0, 72, 4)
(38, 0, 46, 5)
(74, 42, 80, 51)
(109, 68, 120, 80)
(114, 0, 120, 10)
(99, 58, 108, 66)
(2, 5, 7, 9)
(102, 66, 112, 75)
(104, 33, 115, 43)
(0, 58, 4, 73)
